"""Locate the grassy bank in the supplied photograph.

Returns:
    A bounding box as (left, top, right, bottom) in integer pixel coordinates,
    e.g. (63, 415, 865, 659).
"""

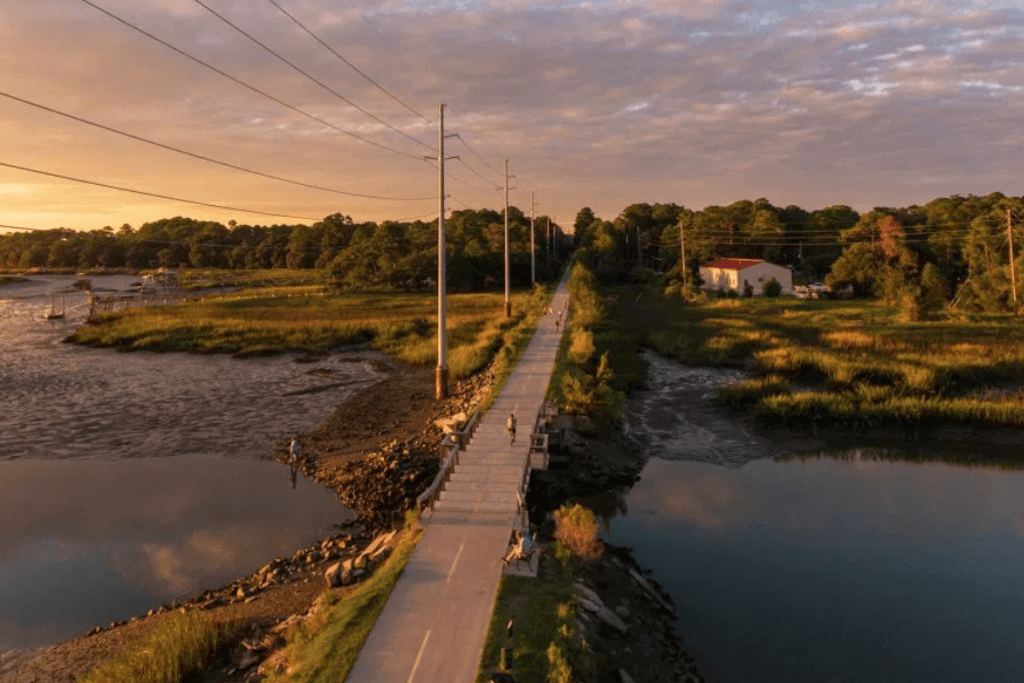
(79, 611, 239, 683)
(546, 263, 643, 425)
(616, 289, 1024, 430)
(266, 528, 421, 683)
(69, 287, 542, 379)
(0, 275, 29, 285)
(175, 268, 321, 291)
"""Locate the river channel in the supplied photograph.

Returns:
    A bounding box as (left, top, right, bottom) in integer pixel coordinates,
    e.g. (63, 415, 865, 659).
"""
(0, 275, 367, 653)
(599, 351, 1024, 682)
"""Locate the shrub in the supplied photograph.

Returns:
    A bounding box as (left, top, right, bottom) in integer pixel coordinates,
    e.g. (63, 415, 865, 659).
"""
(567, 327, 595, 366)
(546, 643, 573, 683)
(553, 504, 603, 561)
(763, 278, 782, 297)
(743, 282, 754, 298)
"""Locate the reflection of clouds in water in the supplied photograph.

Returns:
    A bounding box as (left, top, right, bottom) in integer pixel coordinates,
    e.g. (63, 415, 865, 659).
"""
(0, 457, 346, 650)
(139, 543, 191, 595)
(627, 457, 1024, 537)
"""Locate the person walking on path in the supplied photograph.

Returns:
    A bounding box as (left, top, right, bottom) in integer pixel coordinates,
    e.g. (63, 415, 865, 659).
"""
(506, 413, 517, 446)
(289, 434, 302, 464)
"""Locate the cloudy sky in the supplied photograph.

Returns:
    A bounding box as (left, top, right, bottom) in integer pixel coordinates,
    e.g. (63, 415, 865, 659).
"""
(1, 0, 1022, 233)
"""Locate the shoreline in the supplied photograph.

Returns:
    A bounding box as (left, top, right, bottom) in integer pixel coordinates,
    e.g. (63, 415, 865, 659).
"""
(0, 354, 489, 683)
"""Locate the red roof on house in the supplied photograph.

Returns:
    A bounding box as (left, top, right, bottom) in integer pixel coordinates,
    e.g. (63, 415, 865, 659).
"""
(703, 258, 764, 271)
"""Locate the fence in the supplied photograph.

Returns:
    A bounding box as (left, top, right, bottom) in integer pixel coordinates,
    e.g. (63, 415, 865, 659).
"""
(416, 407, 482, 513)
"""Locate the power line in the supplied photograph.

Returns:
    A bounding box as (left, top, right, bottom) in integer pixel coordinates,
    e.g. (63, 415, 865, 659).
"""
(454, 158, 501, 190)
(454, 135, 504, 178)
(191, 0, 433, 153)
(0, 160, 322, 221)
(342, 0, 431, 117)
(0, 90, 434, 202)
(79, 0, 424, 162)
(0, 224, 46, 232)
(264, 0, 433, 126)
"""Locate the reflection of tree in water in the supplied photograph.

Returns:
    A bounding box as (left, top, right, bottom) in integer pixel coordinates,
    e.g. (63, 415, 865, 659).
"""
(780, 446, 1024, 471)
(578, 486, 631, 533)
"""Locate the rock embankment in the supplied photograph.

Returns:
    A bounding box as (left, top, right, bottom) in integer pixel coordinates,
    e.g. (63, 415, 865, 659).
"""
(524, 424, 707, 683)
(275, 357, 493, 533)
(569, 547, 704, 683)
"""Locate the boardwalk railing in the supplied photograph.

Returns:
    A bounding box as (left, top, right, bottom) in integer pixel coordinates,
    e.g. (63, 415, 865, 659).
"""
(416, 407, 482, 513)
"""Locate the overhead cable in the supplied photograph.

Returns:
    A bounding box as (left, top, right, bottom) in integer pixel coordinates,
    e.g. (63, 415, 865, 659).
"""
(264, 0, 433, 126)
(79, 0, 424, 161)
(454, 135, 504, 177)
(191, 0, 434, 152)
(0, 160, 321, 221)
(0, 91, 434, 202)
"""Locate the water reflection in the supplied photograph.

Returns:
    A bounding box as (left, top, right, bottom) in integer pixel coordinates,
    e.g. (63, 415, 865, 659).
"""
(599, 451, 1024, 682)
(0, 456, 349, 653)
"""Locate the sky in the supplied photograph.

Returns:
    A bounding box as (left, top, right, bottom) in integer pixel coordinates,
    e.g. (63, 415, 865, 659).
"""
(0, 0, 1022, 233)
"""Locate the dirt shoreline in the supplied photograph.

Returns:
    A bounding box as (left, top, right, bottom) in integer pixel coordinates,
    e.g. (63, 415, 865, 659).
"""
(0, 356, 490, 683)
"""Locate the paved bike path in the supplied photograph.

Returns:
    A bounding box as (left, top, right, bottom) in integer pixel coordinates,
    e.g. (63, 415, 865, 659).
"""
(346, 273, 570, 683)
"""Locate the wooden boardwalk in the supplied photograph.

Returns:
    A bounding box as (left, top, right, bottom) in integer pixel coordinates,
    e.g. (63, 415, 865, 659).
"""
(346, 273, 570, 683)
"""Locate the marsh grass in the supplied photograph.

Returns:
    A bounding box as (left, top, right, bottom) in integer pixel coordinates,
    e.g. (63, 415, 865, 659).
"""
(265, 528, 421, 683)
(617, 289, 1024, 430)
(78, 610, 238, 683)
(71, 288, 538, 380)
(176, 268, 320, 291)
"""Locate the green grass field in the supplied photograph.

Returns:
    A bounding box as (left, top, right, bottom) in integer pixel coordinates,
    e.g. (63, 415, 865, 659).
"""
(617, 289, 1024, 430)
(70, 285, 550, 380)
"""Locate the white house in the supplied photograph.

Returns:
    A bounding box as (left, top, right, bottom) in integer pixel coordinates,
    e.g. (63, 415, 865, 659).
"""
(699, 258, 793, 295)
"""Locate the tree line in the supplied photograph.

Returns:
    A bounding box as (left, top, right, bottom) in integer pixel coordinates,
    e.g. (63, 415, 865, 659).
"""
(0, 209, 567, 292)
(573, 191, 1024, 313)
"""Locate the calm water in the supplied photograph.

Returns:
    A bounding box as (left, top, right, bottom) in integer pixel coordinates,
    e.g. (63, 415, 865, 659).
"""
(0, 276, 365, 654)
(600, 452, 1024, 682)
(0, 456, 349, 653)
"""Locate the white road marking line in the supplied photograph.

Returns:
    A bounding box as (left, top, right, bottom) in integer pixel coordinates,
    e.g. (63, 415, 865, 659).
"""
(406, 630, 431, 683)
(447, 541, 465, 583)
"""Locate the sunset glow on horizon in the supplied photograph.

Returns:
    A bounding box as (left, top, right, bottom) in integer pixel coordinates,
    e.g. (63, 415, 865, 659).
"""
(1, 0, 1022, 232)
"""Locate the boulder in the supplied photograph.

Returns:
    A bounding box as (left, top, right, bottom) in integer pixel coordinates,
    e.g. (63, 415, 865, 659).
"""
(578, 598, 628, 634)
(573, 582, 603, 607)
(324, 562, 342, 588)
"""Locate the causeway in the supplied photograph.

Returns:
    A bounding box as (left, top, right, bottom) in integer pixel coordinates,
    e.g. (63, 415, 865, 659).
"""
(346, 272, 570, 683)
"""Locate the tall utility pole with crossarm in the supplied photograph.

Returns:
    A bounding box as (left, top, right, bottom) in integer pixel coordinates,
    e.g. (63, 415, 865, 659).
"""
(530, 192, 537, 285)
(432, 103, 458, 398)
(504, 159, 515, 317)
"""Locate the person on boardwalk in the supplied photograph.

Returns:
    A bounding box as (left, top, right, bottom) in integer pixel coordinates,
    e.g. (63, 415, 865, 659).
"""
(506, 413, 517, 446)
(289, 434, 302, 465)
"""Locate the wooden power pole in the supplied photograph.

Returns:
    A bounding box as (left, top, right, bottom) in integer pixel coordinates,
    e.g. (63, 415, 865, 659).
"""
(679, 218, 687, 295)
(1009, 208, 1018, 316)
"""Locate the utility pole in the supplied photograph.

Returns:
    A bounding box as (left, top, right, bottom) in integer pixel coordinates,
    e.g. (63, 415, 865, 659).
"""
(503, 160, 515, 317)
(679, 218, 687, 295)
(430, 103, 458, 399)
(530, 192, 536, 285)
(1009, 208, 1018, 316)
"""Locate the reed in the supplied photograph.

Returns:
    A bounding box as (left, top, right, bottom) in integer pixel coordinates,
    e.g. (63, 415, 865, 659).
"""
(78, 611, 237, 683)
